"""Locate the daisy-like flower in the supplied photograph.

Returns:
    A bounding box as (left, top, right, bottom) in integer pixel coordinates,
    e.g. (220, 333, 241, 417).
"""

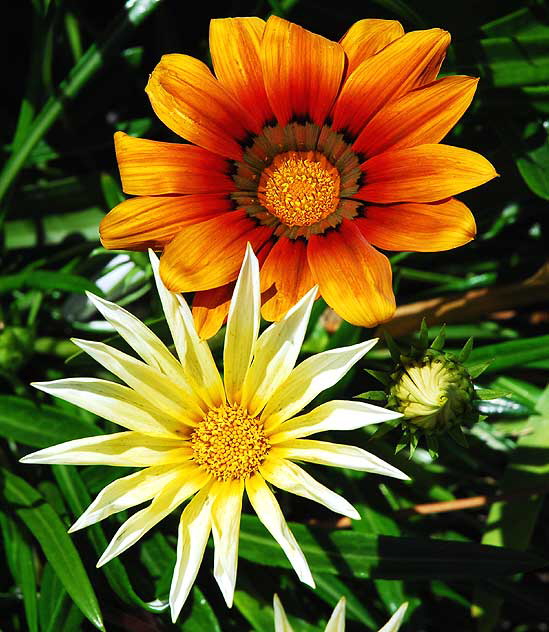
(21, 246, 407, 621)
(274, 595, 408, 632)
(100, 16, 497, 338)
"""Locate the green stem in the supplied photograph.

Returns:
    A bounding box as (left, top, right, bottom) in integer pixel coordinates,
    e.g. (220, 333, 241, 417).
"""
(0, 0, 162, 214)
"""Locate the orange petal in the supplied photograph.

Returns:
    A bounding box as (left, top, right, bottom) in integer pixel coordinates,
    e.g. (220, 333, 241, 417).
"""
(99, 194, 232, 251)
(357, 144, 498, 203)
(357, 198, 476, 252)
(307, 221, 395, 327)
(159, 211, 273, 292)
(145, 54, 257, 161)
(114, 132, 235, 196)
(210, 18, 273, 129)
(331, 28, 450, 138)
(260, 15, 345, 127)
(192, 282, 234, 340)
(260, 237, 316, 322)
(192, 239, 274, 339)
(340, 19, 404, 79)
(353, 76, 478, 157)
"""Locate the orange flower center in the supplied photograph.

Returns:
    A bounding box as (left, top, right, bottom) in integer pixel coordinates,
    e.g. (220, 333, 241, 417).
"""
(190, 404, 270, 481)
(258, 151, 340, 227)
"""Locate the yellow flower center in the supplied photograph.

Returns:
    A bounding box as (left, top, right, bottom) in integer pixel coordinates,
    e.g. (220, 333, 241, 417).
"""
(258, 151, 340, 227)
(190, 404, 270, 481)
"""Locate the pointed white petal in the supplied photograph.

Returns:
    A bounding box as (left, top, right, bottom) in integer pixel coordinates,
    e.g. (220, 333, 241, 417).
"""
(211, 479, 244, 607)
(261, 339, 379, 430)
(378, 603, 408, 632)
(20, 431, 191, 466)
(149, 250, 225, 409)
(85, 291, 190, 390)
(71, 341, 204, 423)
(169, 484, 214, 622)
(223, 244, 260, 404)
(273, 594, 294, 632)
(69, 464, 190, 532)
(261, 458, 359, 520)
(273, 440, 409, 480)
(97, 468, 209, 567)
(241, 286, 317, 416)
(325, 597, 346, 632)
(32, 378, 191, 437)
(245, 474, 314, 588)
(270, 400, 401, 444)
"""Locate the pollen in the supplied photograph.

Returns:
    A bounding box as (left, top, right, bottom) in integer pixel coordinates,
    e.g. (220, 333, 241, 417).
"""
(258, 151, 340, 227)
(190, 404, 270, 481)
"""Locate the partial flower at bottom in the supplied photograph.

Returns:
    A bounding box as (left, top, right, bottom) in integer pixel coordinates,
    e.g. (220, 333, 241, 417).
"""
(274, 595, 408, 632)
(21, 246, 408, 621)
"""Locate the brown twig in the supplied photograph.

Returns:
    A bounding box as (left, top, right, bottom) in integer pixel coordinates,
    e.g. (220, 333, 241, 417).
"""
(378, 261, 549, 338)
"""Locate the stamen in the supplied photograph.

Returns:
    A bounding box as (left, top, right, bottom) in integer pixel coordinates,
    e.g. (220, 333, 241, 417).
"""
(258, 151, 340, 227)
(190, 404, 270, 481)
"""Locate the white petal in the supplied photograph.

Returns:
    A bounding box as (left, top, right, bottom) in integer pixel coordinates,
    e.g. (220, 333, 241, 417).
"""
(211, 479, 244, 607)
(273, 440, 410, 480)
(97, 468, 209, 567)
(170, 484, 214, 622)
(20, 431, 191, 466)
(273, 594, 294, 632)
(85, 291, 190, 390)
(32, 378, 189, 437)
(378, 603, 408, 632)
(71, 340, 204, 423)
(69, 464, 189, 532)
(149, 250, 225, 409)
(261, 339, 378, 430)
(325, 597, 346, 632)
(223, 244, 260, 404)
(261, 458, 359, 520)
(241, 286, 317, 416)
(245, 474, 314, 588)
(270, 400, 401, 444)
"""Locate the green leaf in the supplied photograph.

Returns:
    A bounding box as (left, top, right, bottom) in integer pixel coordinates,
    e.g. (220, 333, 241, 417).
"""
(459, 337, 474, 362)
(0, 512, 38, 632)
(466, 336, 549, 374)
(238, 515, 544, 579)
(431, 324, 446, 351)
(468, 361, 492, 379)
(355, 390, 387, 401)
(473, 385, 549, 630)
(516, 136, 549, 200)
(179, 587, 221, 632)
(383, 330, 401, 362)
(0, 469, 104, 631)
(475, 389, 511, 400)
(480, 35, 549, 87)
(314, 574, 376, 627)
(0, 396, 100, 448)
(39, 563, 71, 632)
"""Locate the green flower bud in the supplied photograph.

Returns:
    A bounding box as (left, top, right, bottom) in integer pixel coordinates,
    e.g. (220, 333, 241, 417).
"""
(388, 355, 475, 434)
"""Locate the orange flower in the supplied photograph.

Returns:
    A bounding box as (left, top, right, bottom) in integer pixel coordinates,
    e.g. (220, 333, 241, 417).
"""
(101, 16, 497, 338)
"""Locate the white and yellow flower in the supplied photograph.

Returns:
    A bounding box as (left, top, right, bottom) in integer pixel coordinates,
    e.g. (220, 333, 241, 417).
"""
(274, 595, 408, 632)
(21, 245, 407, 621)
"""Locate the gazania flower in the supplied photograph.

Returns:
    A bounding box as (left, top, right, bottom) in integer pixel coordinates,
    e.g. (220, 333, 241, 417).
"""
(21, 246, 407, 621)
(100, 16, 497, 338)
(274, 595, 408, 632)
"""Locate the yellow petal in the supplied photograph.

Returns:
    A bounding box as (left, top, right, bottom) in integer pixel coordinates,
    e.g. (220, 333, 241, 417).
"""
(20, 432, 191, 467)
(241, 286, 317, 417)
(246, 474, 314, 587)
(97, 468, 208, 567)
(273, 594, 295, 632)
(223, 244, 260, 404)
(261, 339, 378, 430)
(379, 603, 409, 632)
(211, 479, 244, 606)
(272, 440, 409, 480)
(269, 399, 401, 444)
(261, 457, 359, 519)
(170, 484, 214, 622)
(325, 597, 346, 632)
(32, 378, 189, 436)
(149, 251, 225, 409)
(69, 464, 190, 532)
